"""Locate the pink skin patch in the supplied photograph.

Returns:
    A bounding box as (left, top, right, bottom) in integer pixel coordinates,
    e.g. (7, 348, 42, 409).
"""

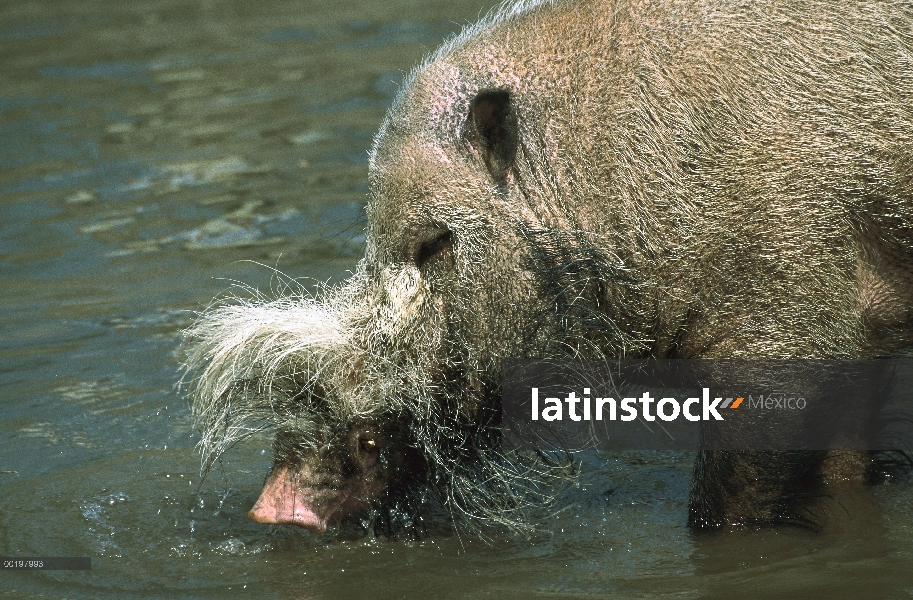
(247, 443, 383, 534)
(247, 465, 334, 534)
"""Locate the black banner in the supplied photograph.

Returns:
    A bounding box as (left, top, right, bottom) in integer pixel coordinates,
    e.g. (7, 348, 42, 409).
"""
(501, 359, 913, 451)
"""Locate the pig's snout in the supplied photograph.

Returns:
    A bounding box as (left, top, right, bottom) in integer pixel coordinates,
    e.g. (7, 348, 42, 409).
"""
(247, 428, 386, 533)
(247, 465, 330, 533)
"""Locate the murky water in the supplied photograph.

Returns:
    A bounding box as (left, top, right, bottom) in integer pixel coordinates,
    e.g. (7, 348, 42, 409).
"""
(3, 1, 913, 598)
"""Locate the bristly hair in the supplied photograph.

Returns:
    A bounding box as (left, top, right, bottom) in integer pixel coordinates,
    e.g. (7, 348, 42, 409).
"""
(178, 255, 587, 537)
(369, 0, 567, 169)
(520, 225, 655, 360)
(179, 278, 352, 473)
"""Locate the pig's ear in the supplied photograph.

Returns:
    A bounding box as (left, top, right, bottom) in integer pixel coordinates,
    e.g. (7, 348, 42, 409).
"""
(466, 89, 518, 181)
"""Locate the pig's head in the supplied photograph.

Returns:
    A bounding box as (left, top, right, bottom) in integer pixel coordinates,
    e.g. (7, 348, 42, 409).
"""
(181, 32, 653, 537)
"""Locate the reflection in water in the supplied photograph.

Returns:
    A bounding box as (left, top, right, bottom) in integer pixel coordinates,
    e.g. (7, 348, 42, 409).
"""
(1, 0, 913, 598)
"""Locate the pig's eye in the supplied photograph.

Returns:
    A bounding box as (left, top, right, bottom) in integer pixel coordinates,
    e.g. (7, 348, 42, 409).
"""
(359, 437, 377, 453)
(416, 230, 453, 267)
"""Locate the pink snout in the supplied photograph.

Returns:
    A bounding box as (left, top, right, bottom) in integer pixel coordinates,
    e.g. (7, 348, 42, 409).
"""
(247, 465, 331, 534)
